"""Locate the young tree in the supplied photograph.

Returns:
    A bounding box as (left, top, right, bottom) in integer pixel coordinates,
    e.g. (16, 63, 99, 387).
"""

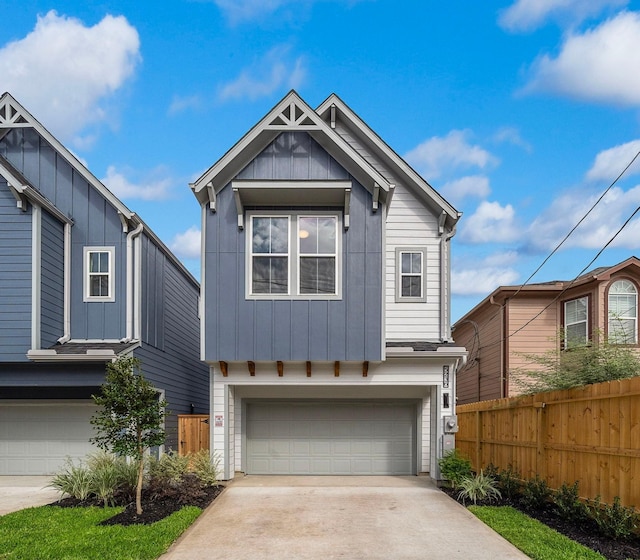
(91, 356, 168, 514)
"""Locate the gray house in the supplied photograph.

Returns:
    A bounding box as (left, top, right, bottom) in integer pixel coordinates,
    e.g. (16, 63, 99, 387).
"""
(191, 91, 467, 479)
(0, 93, 209, 475)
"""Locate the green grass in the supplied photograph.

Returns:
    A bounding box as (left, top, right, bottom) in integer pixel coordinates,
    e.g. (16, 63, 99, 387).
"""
(469, 506, 606, 560)
(0, 505, 202, 560)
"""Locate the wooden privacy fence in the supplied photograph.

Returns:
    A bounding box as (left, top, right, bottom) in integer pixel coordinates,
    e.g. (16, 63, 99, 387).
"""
(456, 377, 640, 508)
(178, 414, 210, 456)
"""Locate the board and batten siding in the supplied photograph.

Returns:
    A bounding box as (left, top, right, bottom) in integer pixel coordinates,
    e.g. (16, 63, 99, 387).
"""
(0, 179, 32, 360)
(385, 182, 442, 340)
(204, 132, 383, 362)
(1, 128, 127, 341)
(40, 210, 64, 349)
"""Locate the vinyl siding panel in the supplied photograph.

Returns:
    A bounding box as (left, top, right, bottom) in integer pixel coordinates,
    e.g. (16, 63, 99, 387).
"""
(385, 183, 441, 340)
(0, 179, 32, 360)
(40, 210, 64, 348)
(204, 132, 383, 362)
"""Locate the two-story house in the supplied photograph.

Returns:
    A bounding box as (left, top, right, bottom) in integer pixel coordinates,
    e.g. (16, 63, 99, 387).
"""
(0, 92, 209, 475)
(453, 256, 640, 404)
(191, 91, 467, 479)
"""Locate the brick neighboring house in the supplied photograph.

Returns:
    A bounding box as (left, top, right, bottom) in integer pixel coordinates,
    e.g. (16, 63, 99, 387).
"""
(0, 92, 209, 474)
(452, 256, 640, 404)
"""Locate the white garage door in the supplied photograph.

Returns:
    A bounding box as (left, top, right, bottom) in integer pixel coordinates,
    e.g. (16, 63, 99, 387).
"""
(0, 402, 99, 475)
(246, 401, 416, 475)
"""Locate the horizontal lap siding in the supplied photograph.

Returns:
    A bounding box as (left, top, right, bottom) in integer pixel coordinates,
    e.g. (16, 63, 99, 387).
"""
(0, 179, 31, 360)
(136, 242, 209, 450)
(40, 210, 64, 348)
(386, 183, 441, 340)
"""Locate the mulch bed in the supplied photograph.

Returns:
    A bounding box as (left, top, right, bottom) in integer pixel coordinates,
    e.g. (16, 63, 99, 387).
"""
(52, 485, 223, 526)
(441, 487, 640, 560)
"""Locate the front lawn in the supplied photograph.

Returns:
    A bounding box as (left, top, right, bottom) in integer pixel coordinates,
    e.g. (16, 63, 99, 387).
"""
(0, 504, 201, 560)
(469, 506, 606, 560)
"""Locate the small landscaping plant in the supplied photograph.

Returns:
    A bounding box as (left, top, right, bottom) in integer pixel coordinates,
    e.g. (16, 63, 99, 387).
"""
(438, 449, 472, 488)
(553, 481, 588, 522)
(496, 464, 521, 502)
(457, 470, 502, 505)
(520, 475, 551, 512)
(589, 495, 639, 540)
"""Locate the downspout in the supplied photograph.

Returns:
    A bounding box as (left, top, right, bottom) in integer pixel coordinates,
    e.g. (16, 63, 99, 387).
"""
(122, 222, 144, 342)
(57, 222, 72, 344)
(440, 217, 457, 342)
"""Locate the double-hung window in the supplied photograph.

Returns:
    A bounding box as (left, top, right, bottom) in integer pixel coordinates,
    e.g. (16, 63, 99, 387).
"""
(84, 247, 115, 302)
(395, 248, 426, 302)
(608, 280, 638, 344)
(249, 213, 339, 298)
(564, 296, 588, 347)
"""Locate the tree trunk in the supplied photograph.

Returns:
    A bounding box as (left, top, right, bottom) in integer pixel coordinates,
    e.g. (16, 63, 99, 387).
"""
(136, 435, 144, 515)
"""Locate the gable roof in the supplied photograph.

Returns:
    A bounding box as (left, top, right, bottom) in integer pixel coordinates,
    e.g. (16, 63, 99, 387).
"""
(316, 93, 460, 231)
(0, 92, 198, 288)
(191, 90, 460, 229)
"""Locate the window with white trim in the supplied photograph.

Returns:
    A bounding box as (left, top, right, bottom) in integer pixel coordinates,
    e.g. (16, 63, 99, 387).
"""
(248, 213, 340, 298)
(564, 296, 588, 347)
(83, 247, 115, 302)
(608, 280, 638, 344)
(395, 248, 426, 302)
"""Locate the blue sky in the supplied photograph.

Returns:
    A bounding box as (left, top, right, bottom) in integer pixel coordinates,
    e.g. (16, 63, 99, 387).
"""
(3, 0, 640, 322)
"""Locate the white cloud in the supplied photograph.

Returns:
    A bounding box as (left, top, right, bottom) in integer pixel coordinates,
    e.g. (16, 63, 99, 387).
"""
(586, 139, 640, 182)
(102, 166, 174, 201)
(523, 12, 640, 106)
(218, 46, 305, 101)
(170, 226, 201, 259)
(168, 94, 203, 116)
(492, 127, 532, 153)
(404, 130, 498, 180)
(499, 0, 627, 32)
(458, 201, 521, 244)
(0, 11, 140, 145)
(452, 253, 520, 295)
(525, 185, 640, 251)
(213, 0, 362, 24)
(441, 175, 491, 204)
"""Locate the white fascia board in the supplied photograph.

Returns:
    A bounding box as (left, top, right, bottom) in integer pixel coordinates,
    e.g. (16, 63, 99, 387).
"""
(26, 350, 117, 362)
(191, 90, 392, 204)
(0, 93, 134, 223)
(316, 94, 461, 227)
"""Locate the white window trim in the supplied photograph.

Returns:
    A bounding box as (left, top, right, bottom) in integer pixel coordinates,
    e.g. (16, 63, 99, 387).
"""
(83, 246, 115, 303)
(246, 211, 342, 300)
(395, 247, 427, 303)
(564, 296, 588, 347)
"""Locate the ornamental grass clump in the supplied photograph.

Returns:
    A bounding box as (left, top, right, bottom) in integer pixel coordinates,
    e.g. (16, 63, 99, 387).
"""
(457, 470, 502, 505)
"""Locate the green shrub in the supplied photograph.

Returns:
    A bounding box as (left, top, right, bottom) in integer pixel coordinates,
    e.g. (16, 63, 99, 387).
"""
(457, 470, 502, 505)
(48, 459, 93, 501)
(497, 465, 522, 501)
(553, 481, 587, 521)
(438, 449, 472, 488)
(91, 463, 120, 507)
(189, 449, 220, 487)
(148, 450, 191, 483)
(589, 496, 639, 540)
(521, 476, 551, 511)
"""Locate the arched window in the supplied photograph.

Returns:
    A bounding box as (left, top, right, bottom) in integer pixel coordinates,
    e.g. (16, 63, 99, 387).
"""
(608, 280, 638, 344)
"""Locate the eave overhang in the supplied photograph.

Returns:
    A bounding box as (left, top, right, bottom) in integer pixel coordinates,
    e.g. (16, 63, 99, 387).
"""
(191, 91, 393, 212)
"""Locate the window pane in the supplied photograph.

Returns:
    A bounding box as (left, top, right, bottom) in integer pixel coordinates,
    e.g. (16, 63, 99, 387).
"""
(299, 217, 317, 254)
(299, 217, 336, 255)
(252, 217, 288, 254)
(401, 252, 421, 274)
(609, 318, 636, 344)
(300, 257, 335, 294)
(99, 252, 109, 273)
(565, 298, 586, 324)
(252, 256, 288, 294)
(90, 275, 109, 297)
(317, 217, 336, 254)
(402, 276, 421, 298)
(89, 252, 100, 273)
(566, 322, 586, 346)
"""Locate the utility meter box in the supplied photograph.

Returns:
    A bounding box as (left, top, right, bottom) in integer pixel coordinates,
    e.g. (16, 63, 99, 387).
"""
(442, 434, 455, 454)
(444, 415, 459, 433)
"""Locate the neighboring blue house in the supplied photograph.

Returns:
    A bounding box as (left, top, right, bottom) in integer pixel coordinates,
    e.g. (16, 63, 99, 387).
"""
(191, 91, 467, 479)
(0, 93, 209, 475)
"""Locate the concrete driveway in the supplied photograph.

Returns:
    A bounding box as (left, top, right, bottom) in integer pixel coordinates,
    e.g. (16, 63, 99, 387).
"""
(0, 477, 59, 515)
(161, 476, 529, 560)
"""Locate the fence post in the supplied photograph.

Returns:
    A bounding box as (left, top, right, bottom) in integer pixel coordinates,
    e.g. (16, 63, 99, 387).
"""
(475, 409, 482, 470)
(534, 398, 546, 478)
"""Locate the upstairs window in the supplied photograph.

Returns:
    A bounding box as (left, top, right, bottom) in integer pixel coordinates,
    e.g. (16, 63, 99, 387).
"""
(395, 248, 426, 302)
(564, 296, 588, 347)
(608, 280, 638, 344)
(248, 213, 340, 298)
(84, 247, 115, 302)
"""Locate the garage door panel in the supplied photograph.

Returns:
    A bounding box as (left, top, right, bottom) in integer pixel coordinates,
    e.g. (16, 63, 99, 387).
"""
(246, 401, 416, 475)
(0, 402, 98, 475)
